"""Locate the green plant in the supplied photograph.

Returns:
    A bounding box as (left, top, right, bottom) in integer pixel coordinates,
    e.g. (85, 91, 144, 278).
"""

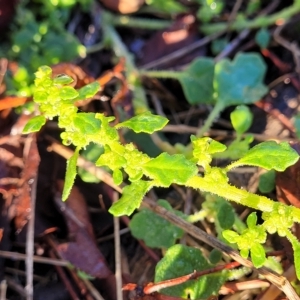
(24, 66, 300, 284)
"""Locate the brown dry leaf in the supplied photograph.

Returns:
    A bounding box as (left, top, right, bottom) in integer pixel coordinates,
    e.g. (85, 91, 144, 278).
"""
(55, 180, 113, 279)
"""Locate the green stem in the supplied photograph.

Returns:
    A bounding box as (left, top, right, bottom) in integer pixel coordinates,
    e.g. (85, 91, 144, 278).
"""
(101, 23, 149, 113)
(196, 102, 224, 137)
(103, 1, 300, 35)
(140, 69, 181, 80)
(103, 11, 172, 30)
(186, 174, 300, 224)
(201, 0, 300, 34)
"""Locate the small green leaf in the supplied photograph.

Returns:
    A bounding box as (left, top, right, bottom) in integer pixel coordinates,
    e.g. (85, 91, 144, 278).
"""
(113, 169, 123, 185)
(77, 82, 100, 99)
(258, 170, 276, 193)
(250, 243, 266, 268)
(130, 200, 185, 248)
(255, 28, 271, 49)
(214, 53, 268, 107)
(115, 111, 168, 133)
(222, 230, 239, 243)
(191, 137, 226, 170)
(53, 74, 74, 85)
(178, 57, 215, 105)
(62, 147, 80, 201)
(109, 180, 153, 216)
(228, 141, 299, 171)
(23, 115, 46, 133)
(142, 153, 198, 187)
(155, 244, 228, 299)
(230, 105, 253, 135)
(59, 86, 79, 100)
(209, 249, 222, 264)
(73, 113, 101, 134)
(246, 212, 257, 229)
(217, 201, 235, 230)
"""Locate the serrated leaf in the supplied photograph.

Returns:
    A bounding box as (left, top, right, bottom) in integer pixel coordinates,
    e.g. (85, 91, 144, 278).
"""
(53, 74, 74, 85)
(155, 244, 228, 299)
(178, 57, 215, 105)
(287, 231, 300, 280)
(130, 200, 185, 248)
(255, 28, 270, 49)
(109, 180, 153, 216)
(191, 137, 226, 170)
(73, 113, 101, 135)
(230, 105, 253, 135)
(142, 153, 198, 187)
(23, 115, 46, 133)
(62, 147, 80, 201)
(229, 141, 299, 171)
(214, 53, 268, 107)
(250, 243, 266, 268)
(115, 111, 168, 133)
(217, 201, 235, 230)
(77, 82, 100, 99)
(59, 86, 79, 100)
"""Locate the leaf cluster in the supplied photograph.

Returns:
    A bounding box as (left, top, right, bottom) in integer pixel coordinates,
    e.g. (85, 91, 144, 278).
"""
(24, 65, 300, 288)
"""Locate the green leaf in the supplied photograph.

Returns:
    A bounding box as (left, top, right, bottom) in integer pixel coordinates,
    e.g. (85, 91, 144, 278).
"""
(113, 169, 123, 185)
(62, 147, 80, 201)
(255, 28, 271, 49)
(109, 180, 153, 216)
(130, 200, 185, 248)
(73, 113, 101, 134)
(191, 137, 226, 170)
(155, 244, 228, 299)
(222, 230, 239, 243)
(209, 249, 222, 264)
(59, 86, 79, 100)
(250, 243, 266, 268)
(23, 115, 46, 133)
(115, 111, 168, 133)
(230, 105, 253, 135)
(214, 53, 268, 107)
(53, 74, 74, 85)
(77, 82, 100, 99)
(217, 201, 235, 230)
(178, 58, 215, 105)
(246, 212, 257, 229)
(228, 141, 300, 171)
(258, 170, 276, 193)
(142, 153, 198, 187)
(287, 231, 300, 280)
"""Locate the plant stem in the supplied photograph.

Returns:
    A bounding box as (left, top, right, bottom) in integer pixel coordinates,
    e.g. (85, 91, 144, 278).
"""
(196, 102, 224, 137)
(103, 11, 172, 30)
(101, 23, 149, 113)
(140, 69, 181, 80)
(201, 0, 300, 34)
(103, 1, 300, 35)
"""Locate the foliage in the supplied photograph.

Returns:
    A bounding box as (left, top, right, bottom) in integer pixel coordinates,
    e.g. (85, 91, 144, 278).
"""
(154, 244, 228, 299)
(2, 1, 87, 97)
(23, 65, 300, 281)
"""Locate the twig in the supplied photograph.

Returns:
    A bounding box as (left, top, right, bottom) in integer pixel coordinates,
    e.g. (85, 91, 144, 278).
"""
(47, 138, 300, 300)
(0, 280, 7, 300)
(82, 279, 105, 300)
(113, 192, 123, 300)
(140, 30, 225, 70)
(24, 135, 38, 300)
(0, 250, 69, 266)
